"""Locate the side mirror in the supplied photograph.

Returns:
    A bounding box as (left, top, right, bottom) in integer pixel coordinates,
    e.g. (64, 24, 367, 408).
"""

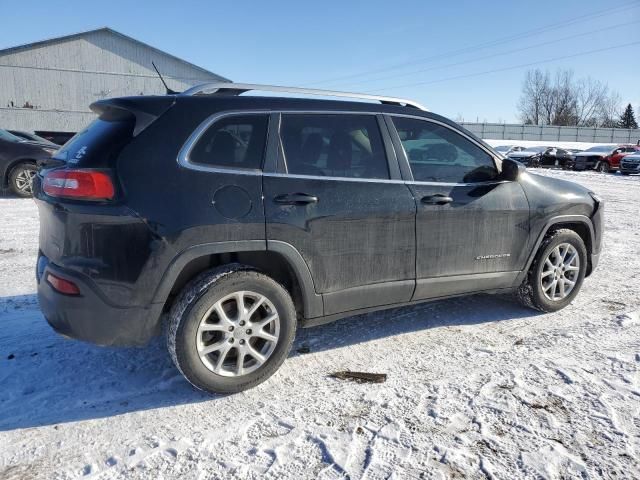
(501, 157, 525, 181)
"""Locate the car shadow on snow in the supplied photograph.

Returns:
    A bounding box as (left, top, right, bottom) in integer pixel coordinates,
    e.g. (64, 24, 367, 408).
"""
(0, 292, 538, 431)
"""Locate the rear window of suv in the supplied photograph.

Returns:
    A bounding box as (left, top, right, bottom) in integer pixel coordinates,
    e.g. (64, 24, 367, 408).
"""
(54, 112, 135, 166)
(189, 114, 269, 170)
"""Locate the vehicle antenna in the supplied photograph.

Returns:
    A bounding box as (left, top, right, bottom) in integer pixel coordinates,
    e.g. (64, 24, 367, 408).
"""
(152, 61, 178, 95)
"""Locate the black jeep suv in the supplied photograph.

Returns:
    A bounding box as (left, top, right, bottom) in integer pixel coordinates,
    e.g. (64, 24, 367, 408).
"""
(33, 84, 603, 394)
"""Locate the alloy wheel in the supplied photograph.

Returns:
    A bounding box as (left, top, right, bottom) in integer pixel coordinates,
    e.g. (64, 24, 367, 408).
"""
(540, 243, 580, 301)
(14, 168, 36, 194)
(196, 291, 280, 377)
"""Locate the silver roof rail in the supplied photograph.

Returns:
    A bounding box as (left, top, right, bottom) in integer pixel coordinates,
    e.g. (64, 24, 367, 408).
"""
(181, 83, 427, 111)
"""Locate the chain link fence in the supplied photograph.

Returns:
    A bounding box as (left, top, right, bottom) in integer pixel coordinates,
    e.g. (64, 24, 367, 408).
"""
(460, 122, 640, 144)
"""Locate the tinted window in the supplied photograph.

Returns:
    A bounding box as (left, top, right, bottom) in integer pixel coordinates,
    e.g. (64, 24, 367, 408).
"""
(392, 117, 498, 183)
(190, 115, 268, 170)
(280, 114, 389, 179)
(54, 114, 134, 165)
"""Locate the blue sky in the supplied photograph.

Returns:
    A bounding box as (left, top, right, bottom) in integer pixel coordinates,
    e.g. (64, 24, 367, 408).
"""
(2, 0, 639, 122)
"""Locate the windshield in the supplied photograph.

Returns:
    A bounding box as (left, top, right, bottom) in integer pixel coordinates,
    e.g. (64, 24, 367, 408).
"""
(494, 145, 512, 152)
(584, 145, 616, 153)
(521, 146, 547, 153)
(0, 129, 23, 142)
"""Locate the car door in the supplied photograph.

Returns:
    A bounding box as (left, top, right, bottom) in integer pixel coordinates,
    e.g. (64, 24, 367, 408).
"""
(386, 115, 530, 300)
(263, 112, 416, 316)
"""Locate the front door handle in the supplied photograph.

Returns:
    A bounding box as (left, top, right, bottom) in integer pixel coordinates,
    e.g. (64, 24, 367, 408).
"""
(421, 194, 453, 205)
(274, 193, 319, 205)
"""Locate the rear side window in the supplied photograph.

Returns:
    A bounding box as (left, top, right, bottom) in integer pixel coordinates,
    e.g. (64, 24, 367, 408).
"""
(280, 114, 389, 179)
(189, 115, 269, 170)
(392, 117, 498, 183)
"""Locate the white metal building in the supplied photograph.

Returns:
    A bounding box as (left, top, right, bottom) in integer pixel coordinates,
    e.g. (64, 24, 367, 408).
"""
(0, 27, 230, 139)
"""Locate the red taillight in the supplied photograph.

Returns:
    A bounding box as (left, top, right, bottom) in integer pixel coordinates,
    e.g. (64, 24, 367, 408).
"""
(43, 169, 115, 200)
(46, 273, 80, 295)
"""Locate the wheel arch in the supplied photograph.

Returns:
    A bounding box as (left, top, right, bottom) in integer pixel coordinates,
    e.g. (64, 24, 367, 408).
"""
(524, 215, 596, 278)
(153, 240, 323, 320)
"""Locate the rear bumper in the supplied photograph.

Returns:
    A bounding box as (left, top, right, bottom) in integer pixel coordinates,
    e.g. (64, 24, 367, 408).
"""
(37, 255, 163, 346)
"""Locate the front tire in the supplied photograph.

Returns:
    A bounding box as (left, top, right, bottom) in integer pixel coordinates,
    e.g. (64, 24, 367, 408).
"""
(596, 161, 610, 173)
(9, 162, 37, 197)
(167, 265, 296, 394)
(517, 229, 587, 312)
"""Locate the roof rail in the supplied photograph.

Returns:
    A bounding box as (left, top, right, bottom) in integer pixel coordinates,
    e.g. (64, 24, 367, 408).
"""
(180, 83, 427, 111)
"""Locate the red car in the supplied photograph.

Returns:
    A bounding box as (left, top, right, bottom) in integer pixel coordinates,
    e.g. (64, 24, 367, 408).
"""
(573, 144, 640, 172)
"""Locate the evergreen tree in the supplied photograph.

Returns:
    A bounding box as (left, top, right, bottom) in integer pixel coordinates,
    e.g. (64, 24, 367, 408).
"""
(617, 104, 638, 129)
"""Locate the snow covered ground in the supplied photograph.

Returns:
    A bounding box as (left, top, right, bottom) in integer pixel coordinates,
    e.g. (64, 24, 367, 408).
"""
(0, 170, 639, 479)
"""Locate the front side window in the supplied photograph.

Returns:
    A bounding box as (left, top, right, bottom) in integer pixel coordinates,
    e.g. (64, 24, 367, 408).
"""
(280, 114, 389, 179)
(189, 114, 269, 170)
(392, 117, 498, 183)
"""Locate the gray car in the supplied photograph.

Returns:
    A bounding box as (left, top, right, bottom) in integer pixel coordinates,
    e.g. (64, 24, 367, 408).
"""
(1, 129, 56, 197)
(620, 151, 640, 175)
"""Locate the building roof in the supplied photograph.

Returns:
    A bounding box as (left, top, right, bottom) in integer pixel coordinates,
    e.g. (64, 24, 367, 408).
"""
(0, 27, 230, 82)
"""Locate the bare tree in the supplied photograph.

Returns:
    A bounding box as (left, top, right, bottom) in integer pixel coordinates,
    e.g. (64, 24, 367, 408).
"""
(574, 77, 608, 126)
(517, 68, 621, 127)
(517, 70, 549, 125)
(599, 91, 623, 128)
(550, 70, 577, 126)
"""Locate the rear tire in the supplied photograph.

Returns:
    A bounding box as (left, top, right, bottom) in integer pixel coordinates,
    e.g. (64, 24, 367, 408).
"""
(167, 264, 297, 394)
(9, 162, 37, 197)
(596, 161, 610, 173)
(517, 229, 587, 312)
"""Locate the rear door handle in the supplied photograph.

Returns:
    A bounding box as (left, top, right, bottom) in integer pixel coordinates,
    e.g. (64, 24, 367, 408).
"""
(274, 193, 319, 205)
(421, 194, 453, 205)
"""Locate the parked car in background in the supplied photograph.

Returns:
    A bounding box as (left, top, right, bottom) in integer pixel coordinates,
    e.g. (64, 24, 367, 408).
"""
(610, 145, 640, 171)
(8, 130, 59, 147)
(573, 144, 640, 172)
(494, 145, 525, 156)
(536, 147, 574, 169)
(507, 146, 573, 168)
(33, 83, 603, 394)
(1, 129, 55, 197)
(506, 146, 549, 165)
(620, 151, 640, 175)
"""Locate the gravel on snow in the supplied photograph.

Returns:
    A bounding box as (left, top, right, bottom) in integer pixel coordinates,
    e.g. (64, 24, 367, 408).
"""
(0, 170, 639, 479)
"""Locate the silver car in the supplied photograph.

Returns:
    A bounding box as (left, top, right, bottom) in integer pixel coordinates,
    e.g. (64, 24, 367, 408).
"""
(620, 151, 640, 175)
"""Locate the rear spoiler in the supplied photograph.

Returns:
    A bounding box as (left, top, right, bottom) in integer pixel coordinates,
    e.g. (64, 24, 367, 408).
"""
(90, 96, 175, 137)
